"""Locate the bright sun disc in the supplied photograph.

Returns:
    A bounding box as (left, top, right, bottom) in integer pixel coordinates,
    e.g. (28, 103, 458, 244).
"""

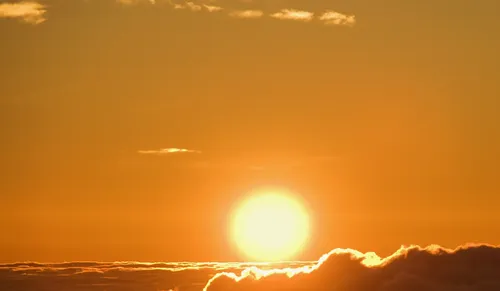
(231, 190, 310, 261)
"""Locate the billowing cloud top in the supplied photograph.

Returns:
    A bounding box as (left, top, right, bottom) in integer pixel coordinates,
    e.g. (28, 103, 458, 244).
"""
(1, 244, 500, 291)
(204, 244, 500, 291)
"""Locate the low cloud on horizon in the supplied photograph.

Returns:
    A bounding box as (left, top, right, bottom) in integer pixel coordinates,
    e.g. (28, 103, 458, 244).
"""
(205, 243, 500, 291)
(1, 244, 499, 291)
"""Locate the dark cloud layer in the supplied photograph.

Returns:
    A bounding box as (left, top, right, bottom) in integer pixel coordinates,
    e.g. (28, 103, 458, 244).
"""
(0, 261, 310, 291)
(1, 244, 499, 291)
(205, 244, 500, 291)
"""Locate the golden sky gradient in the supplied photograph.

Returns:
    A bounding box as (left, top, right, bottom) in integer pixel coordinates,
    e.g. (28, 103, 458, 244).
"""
(0, 0, 499, 262)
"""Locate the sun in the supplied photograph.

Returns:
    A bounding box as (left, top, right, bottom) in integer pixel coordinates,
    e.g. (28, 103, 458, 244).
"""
(230, 189, 310, 262)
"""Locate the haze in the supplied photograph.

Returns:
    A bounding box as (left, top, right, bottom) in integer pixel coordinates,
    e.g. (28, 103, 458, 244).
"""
(1, 0, 499, 263)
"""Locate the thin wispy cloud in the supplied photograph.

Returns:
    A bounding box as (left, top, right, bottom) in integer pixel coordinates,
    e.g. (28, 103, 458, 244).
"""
(203, 4, 222, 12)
(138, 148, 202, 155)
(173, 1, 202, 11)
(116, 0, 156, 4)
(319, 10, 356, 26)
(0, 1, 46, 24)
(170, 1, 222, 12)
(270, 9, 314, 22)
(228, 9, 263, 19)
(166, 2, 354, 27)
(3, 0, 356, 27)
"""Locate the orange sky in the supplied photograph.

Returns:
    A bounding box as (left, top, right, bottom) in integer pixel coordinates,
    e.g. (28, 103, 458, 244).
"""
(0, 0, 499, 262)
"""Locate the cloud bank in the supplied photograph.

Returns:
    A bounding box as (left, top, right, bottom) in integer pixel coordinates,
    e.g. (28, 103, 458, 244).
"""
(204, 244, 500, 291)
(1, 244, 500, 291)
(0, 260, 310, 291)
(0, 1, 46, 24)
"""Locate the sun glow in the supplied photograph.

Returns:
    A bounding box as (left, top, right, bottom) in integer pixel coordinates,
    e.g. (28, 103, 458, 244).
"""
(230, 189, 310, 262)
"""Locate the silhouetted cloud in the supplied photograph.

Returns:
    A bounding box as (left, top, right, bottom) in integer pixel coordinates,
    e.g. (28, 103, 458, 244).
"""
(204, 244, 500, 291)
(0, 261, 310, 291)
(1, 244, 499, 291)
(0, 1, 46, 24)
(138, 148, 202, 155)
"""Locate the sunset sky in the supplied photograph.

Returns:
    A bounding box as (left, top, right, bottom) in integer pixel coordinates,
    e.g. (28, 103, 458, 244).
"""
(1, 0, 499, 263)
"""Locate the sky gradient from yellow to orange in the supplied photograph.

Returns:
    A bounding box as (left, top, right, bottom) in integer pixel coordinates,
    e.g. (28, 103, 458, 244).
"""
(0, 0, 499, 262)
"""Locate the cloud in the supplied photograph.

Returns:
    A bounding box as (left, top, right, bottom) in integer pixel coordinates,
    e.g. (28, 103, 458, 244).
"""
(116, 0, 156, 5)
(116, 0, 156, 4)
(0, 260, 312, 291)
(1, 244, 500, 291)
(203, 4, 223, 12)
(204, 244, 500, 291)
(228, 9, 263, 19)
(0, 1, 355, 27)
(270, 9, 314, 22)
(168, 0, 221, 12)
(319, 10, 356, 26)
(0, 1, 46, 24)
(138, 148, 202, 155)
(106, 1, 357, 27)
(173, 1, 202, 11)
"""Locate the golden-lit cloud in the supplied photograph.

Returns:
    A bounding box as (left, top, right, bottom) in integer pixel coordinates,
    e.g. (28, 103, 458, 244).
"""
(138, 148, 202, 155)
(0, 1, 355, 27)
(116, 0, 156, 4)
(203, 4, 223, 12)
(169, 1, 222, 12)
(228, 9, 263, 19)
(270, 9, 314, 22)
(204, 243, 500, 291)
(173, 1, 202, 11)
(0, 1, 46, 24)
(1, 244, 499, 291)
(158, 0, 355, 26)
(319, 10, 356, 26)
